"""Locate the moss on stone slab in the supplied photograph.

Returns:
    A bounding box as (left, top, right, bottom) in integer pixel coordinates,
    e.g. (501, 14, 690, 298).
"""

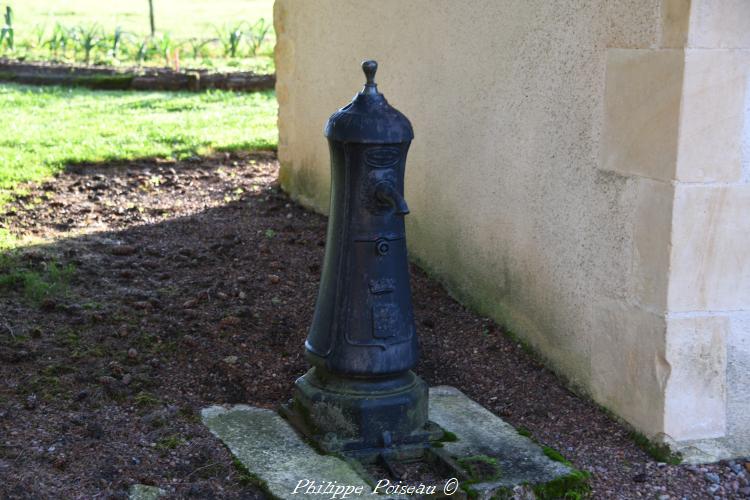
(629, 431, 682, 465)
(439, 430, 459, 442)
(517, 426, 533, 439)
(542, 446, 571, 466)
(460, 482, 479, 499)
(458, 454, 502, 483)
(478, 466, 592, 499)
(531, 469, 591, 500)
(231, 457, 274, 496)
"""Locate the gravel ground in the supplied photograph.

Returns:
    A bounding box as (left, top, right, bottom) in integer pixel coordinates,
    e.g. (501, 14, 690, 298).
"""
(0, 153, 747, 499)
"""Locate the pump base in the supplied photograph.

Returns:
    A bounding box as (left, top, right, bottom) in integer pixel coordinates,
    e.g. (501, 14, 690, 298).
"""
(281, 367, 440, 461)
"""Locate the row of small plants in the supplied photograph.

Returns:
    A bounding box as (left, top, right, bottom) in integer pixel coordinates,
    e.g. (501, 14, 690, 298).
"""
(0, 6, 273, 68)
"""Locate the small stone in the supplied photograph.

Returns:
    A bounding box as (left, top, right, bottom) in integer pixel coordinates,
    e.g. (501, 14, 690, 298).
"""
(25, 394, 38, 410)
(268, 274, 281, 284)
(219, 316, 241, 329)
(707, 484, 720, 494)
(421, 318, 436, 329)
(99, 375, 117, 385)
(90, 312, 106, 324)
(633, 472, 648, 483)
(74, 390, 89, 402)
(122, 374, 132, 385)
(658, 495, 670, 500)
(740, 487, 750, 496)
(85, 421, 104, 439)
(40, 298, 57, 311)
(117, 325, 129, 337)
(182, 298, 199, 309)
(11, 349, 30, 363)
(109, 361, 124, 376)
(64, 303, 83, 316)
(142, 260, 160, 270)
(133, 301, 153, 310)
(223, 356, 238, 365)
(111, 244, 137, 256)
(141, 408, 168, 427)
(187, 483, 211, 497)
(745, 462, 750, 474)
(705, 472, 721, 484)
(128, 348, 139, 359)
(235, 306, 253, 318)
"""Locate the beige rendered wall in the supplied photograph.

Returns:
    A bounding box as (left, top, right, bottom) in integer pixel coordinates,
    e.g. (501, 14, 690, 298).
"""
(274, 0, 750, 461)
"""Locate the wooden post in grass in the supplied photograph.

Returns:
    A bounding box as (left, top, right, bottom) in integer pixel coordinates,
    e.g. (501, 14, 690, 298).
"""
(148, 0, 156, 36)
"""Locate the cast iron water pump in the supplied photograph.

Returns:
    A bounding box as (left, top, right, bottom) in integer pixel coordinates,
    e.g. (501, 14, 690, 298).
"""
(286, 60, 437, 458)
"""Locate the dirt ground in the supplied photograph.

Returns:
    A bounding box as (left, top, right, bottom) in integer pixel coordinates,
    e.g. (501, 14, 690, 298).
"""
(0, 153, 748, 499)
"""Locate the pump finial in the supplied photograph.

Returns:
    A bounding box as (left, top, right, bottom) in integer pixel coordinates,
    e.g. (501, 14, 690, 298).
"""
(362, 60, 378, 85)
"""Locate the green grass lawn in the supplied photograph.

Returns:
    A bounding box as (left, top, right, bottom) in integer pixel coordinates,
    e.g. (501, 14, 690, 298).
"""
(1, 0, 276, 72)
(0, 82, 278, 207)
(12, 0, 273, 39)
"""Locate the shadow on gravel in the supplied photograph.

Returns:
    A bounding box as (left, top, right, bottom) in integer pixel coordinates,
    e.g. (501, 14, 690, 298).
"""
(0, 153, 729, 498)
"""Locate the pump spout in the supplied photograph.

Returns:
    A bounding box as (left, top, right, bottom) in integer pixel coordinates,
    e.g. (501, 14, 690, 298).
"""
(375, 181, 410, 215)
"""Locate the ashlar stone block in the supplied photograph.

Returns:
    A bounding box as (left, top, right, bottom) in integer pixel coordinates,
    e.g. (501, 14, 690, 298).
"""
(676, 49, 750, 182)
(726, 315, 750, 453)
(630, 178, 673, 311)
(590, 300, 668, 437)
(601, 49, 683, 182)
(664, 315, 728, 441)
(668, 184, 750, 311)
(688, 0, 750, 49)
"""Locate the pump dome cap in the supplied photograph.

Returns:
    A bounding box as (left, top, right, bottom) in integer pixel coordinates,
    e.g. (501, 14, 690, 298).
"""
(324, 60, 414, 144)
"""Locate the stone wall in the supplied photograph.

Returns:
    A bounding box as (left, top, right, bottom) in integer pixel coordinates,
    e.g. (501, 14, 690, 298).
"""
(274, 0, 750, 461)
